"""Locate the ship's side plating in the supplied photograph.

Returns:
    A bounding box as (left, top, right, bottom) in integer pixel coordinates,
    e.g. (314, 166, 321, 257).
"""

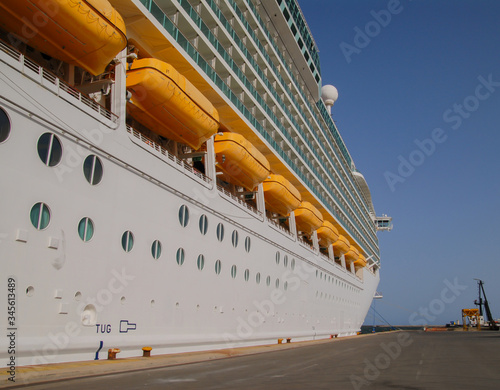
(0, 0, 383, 366)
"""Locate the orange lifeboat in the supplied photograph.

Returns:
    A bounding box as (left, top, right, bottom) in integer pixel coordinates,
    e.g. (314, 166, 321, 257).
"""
(294, 201, 323, 234)
(316, 221, 339, 247)
(354, 254, 367, 268)
(344, 245, 360, 264)
(0, 0, 127, 75)
(263, 174, 301, 216)
(214, 133, 270, 191)
(126, 58, 220, 150)
(332, 235, 350, 255)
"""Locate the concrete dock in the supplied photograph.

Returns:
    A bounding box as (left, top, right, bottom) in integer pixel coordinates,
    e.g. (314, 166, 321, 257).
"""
(2, 330, 500, 389)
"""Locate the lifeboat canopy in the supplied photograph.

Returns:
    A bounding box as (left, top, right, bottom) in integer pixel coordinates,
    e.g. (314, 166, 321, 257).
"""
(294, 201, 323, 234)
(344, 245, 360, 263)
(354, 254, 367, 269)
(214, 132, 270, 191)
(0, 0, 127, 75)
(126, 58, 220, 150)
(317, 221, 339, 247)
(332, 235, 350, 255)
(263, 174, 301, 216)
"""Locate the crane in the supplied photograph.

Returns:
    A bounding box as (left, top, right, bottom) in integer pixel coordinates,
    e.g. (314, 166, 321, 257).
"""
(474, 279, 499, 331)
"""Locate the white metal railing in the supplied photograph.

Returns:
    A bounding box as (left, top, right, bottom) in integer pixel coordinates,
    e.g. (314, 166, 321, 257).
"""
(319, 252, 331, 262)
(216, 185, 263, 217)
(266, 216, 294, 238)
(127, 126, 212, 185)
(0, 40, 118, 123)
(297, 236, 315, 251)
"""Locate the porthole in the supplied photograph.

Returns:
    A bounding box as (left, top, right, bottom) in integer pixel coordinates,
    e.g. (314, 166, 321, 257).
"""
(275, 251, 280, 265)
(151, 240, 162, 259)
(275, 278, 280, 288)
(37, 132, 62, 166)
(197, 254, 205, 270)
(176, 248, 185, 266)
(291, 258, 295, 270)
(0, 107, 10, 143)
(178, 205, 189, 227)
(244, 236, 251, 252)
(216, 223, 224, 242)
(231, 230, 239, 247)
(244, 269, 250, 281)
(199, 214, 208, 235)
(231, 265, 237, 278)
(215, 259, 222, 275)
(283, 255, 288, 268)
(83, 155, 103, 185)
(78, 217, 94, 242)
(284, 281, 288, 291)
(266, 276, 271, 286)
(121, 231, 134, 252)
(30, 202, 50, 230)
(256, 272, 261, 284)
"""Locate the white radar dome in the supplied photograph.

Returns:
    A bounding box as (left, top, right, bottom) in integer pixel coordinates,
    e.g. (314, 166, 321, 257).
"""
(321, 84, 339, 108)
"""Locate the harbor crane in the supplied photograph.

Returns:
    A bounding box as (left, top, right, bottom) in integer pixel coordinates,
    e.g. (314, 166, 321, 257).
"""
(474, 279, 499, 331)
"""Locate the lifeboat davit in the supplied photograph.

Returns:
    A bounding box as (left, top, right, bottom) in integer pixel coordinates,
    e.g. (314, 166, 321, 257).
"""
(0, 0, 127, 76)
(344, 245, 360, 264)
(354, 254, 367, 268)
(332, 235, 350, 255)
(126, 58, 220, 150)
(294, 201, 323, 234)
(263, 174, 301, 216)
(214, 133, 270, 191)
(316, 221, 339, 247)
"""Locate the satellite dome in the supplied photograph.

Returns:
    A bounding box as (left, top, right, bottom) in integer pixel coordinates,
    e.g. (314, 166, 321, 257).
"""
(321, 85, 338, 114)
(321, 84, 338, 104)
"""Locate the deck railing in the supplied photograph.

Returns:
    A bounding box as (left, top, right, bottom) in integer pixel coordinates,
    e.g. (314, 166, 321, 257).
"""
(127, 126, 212, 185)
(266, 216, 294, 238)
(0, 41, 118, 124)
(216, 185, 262, 217)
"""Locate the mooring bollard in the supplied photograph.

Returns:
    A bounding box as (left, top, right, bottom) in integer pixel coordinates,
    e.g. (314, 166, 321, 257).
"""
(108, 348, 121, 360)
(142, 346, 152, 357)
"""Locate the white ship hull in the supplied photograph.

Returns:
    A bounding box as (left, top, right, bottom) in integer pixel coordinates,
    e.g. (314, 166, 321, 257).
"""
(0, 0, 382, 367)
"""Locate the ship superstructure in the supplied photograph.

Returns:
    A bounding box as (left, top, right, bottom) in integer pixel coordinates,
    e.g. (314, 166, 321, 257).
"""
(0, 0, 390, 366)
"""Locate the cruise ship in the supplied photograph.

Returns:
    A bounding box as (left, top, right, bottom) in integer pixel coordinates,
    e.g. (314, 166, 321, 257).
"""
(0, 0, 392, 367)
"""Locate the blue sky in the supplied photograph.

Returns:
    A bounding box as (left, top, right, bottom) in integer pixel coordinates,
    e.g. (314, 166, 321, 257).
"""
(299, 0, 500, 326)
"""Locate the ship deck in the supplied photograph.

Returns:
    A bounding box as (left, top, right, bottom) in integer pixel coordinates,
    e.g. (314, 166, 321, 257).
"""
(3, 330, 500, 389)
